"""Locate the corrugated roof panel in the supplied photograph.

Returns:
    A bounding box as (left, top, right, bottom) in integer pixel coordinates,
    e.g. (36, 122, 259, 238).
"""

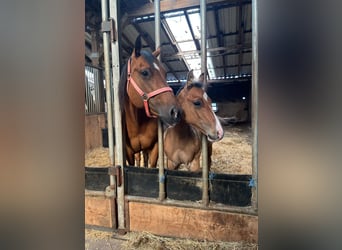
(226, 54, 239, 66)
(243, 4, 252, 31)
(224, 34, 238, 47)
(162, 44, 176, 58)
(123, 24, 141, 44)
(206, 10, 217, 38)
(242, 52, 252, 65)
(240, 65, 251, 75)
(244, 32, 252, 44)
(226, 67, 238, 76)
(219, 6, 238, 34)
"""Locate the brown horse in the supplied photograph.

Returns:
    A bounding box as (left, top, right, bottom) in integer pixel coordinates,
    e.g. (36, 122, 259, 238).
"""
(119, 36, 181, 167)
(164, 70, 224, 171)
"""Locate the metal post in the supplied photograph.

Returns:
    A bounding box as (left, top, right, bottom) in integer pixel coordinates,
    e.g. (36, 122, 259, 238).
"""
(101, 0, 114, 169)
(200, 0, 209, 206)
(109, 0, 125, 230)
(251, 0, 258, 211)
(154, 0, 166, 201)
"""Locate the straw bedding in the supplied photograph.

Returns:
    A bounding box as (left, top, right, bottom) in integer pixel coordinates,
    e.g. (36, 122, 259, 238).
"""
(85, 229, 258, 250)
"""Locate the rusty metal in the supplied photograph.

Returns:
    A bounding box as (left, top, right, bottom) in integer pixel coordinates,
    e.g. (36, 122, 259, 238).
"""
(101, 18, 116, 42)
(116, 165, 122, 187)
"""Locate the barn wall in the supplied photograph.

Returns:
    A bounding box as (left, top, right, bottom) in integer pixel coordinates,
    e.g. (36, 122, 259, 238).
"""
(85, 113, 106, 152)
(128, 202, 258, 243)
(216, 101, 249, 122)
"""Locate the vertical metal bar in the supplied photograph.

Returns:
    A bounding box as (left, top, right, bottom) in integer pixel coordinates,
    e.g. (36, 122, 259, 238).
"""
(109, 0, 125, 230)
(97, 68, 101, 112)
(101, 0, 115, 168)
(200, 0, 209, 206)
(95, 69, 100, 112)
(85, 72, 89, 113)
(154, 0, 165, 201)
(251, 0, 258, 211)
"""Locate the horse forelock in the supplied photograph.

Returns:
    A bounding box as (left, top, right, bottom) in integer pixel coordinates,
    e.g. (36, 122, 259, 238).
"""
(139, 50, 157, 68)
(187, 82, 203, 90)
(177, 81, 203, 96)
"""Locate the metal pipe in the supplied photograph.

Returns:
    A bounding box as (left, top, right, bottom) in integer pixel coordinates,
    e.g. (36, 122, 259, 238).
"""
(109, 0, 126, 229)
(251, 0, 258, 211)
(155, 0, 165, 201)
(101, 0, 115, 168)
(200, 0, 209, 206)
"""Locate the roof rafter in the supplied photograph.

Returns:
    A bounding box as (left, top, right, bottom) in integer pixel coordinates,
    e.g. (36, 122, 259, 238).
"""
(126, 0, 251, 18)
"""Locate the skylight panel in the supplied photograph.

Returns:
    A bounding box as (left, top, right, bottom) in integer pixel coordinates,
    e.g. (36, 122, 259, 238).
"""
(165, 15, 192, 42)
(178, 41, 197, 51)
(187, 12, 201, 39)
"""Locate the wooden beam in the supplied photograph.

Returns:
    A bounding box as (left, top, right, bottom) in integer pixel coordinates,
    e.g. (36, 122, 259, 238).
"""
(127, 0, 251, 18)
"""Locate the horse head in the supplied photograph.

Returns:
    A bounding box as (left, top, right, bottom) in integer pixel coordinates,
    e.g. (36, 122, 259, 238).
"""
(126, 35, 181, 126)
(177, 70, 224, 142)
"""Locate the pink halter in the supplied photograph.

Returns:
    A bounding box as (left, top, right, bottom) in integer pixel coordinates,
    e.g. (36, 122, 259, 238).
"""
(126, 58, 173, 118)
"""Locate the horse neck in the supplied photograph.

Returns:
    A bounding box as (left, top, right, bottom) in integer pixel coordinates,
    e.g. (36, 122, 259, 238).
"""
(175, 115, 202, 141)
(125, 99, 150, 127)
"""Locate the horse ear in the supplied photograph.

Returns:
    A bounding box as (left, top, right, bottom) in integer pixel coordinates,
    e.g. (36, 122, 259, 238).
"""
(134, 35, 142, 57)
(152, 47, 161, 57)
(186, 70, 194, 85)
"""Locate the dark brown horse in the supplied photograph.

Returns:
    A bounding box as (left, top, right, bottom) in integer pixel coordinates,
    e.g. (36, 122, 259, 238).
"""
(119, 36, 181, 167)
(164, 70, 224, 171)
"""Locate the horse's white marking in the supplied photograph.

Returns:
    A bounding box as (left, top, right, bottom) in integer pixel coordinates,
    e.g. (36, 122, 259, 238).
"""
(203, 92, 208, 101)
(153, 62, 160, 71)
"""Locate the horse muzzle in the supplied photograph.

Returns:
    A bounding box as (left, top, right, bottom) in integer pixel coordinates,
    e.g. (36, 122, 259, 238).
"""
(207, 118, 224, 142)
(159, 105, 181, 127)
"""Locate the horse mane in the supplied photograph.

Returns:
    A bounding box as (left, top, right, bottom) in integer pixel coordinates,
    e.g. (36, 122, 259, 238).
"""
(118, 61, 128, 114)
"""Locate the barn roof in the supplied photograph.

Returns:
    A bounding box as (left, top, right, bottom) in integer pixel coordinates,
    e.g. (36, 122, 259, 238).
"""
(85, 0, 252, 88)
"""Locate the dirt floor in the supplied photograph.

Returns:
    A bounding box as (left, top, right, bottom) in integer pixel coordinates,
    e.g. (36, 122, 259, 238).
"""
(85, 123, 252, 175)
(85, 228, 258, 250)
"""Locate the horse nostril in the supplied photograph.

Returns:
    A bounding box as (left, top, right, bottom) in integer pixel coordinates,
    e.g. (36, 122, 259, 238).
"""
(170, 106, 181, 122)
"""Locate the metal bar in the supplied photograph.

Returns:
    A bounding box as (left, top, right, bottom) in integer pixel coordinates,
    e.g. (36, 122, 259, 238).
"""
(101, 0, 115, 166)
(155, 0, 166, 201)
(85, 74, 89, 113)
(251, 0, 258, 211)
(94, 69, 100, 112)
(200, 0, 209, 206)
(109, 0, 126, 230)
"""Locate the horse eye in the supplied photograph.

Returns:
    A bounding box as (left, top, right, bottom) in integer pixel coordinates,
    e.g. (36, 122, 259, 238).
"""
(193, 100, 202, 107)
(140, 70, 150, 77)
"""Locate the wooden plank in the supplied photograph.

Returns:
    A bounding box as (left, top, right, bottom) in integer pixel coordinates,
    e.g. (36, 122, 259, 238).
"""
(128, 202, 258, 243)
(85, 195, 116, 228)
